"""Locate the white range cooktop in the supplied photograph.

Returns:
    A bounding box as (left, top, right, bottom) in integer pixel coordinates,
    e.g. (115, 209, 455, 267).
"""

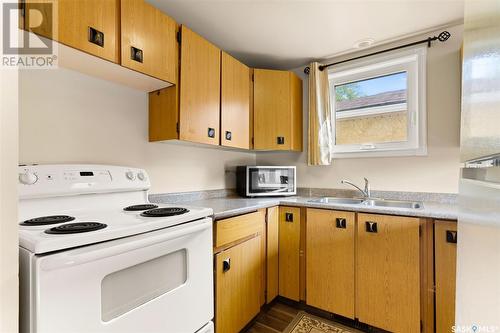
(18, 164, 213, 254)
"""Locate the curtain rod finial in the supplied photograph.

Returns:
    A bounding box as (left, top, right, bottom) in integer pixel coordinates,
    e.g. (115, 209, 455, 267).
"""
(304, 66, 310, 75)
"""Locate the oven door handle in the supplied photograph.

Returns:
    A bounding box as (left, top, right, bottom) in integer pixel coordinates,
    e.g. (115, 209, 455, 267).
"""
(40, 218, 212, 270)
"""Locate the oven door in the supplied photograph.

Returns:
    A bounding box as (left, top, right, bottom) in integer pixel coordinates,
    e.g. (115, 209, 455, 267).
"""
(30, 218, 213, 333)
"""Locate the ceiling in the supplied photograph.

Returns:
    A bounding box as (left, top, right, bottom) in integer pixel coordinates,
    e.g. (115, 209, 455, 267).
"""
(148, 0, 464, 69)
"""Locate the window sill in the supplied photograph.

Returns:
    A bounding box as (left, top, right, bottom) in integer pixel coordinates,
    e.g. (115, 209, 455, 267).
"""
(331, 146, 428, 159)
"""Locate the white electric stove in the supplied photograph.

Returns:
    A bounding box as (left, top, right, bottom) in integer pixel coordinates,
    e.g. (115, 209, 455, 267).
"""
(18, 164, 214, 333)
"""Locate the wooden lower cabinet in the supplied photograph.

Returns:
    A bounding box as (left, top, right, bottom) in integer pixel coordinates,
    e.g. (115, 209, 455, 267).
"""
(215, 235, 261, 333)
(278, 206, 301, 301)
(435, 220, 457, 333)
(266, 206, 279, 303)
(356, 213, 421, 333)
(306, 209, 355, 319)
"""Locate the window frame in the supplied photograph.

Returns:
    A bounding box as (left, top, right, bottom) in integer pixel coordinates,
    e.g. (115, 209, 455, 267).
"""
(328, 46, 427, 158)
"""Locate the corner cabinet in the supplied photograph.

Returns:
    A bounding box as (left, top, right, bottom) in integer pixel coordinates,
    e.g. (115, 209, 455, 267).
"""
(121, 0, 178, 83)
(356, 213, 421, 333)
(306, 209, 355, 319)
(253, 69, 303, 151)
(25, 0, 120, 63)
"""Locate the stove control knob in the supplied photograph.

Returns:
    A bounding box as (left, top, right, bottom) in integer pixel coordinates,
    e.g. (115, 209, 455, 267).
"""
(137, 172, 146, 181)
(125, 171, 136, 181)
(19, 172, 38, 185)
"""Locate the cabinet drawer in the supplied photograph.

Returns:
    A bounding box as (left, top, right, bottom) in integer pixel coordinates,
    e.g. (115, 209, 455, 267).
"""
(214, 211, 264, 248)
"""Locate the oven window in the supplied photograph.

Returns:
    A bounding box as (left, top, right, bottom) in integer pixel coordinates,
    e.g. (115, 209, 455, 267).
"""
(101, 249, 187, 322)
(249, 168, 295, 194)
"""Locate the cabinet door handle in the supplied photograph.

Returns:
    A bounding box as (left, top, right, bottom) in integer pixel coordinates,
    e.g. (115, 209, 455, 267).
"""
(88, 27, 104, 47)
(336, 218, 347, 229)
(222, 258, 231, 272)
(225, 131, 232, 141)
(130, 46, 143, 63)
(277, 136, 285, 145)
(208, 128, 216, 138)
(365, 221, 378, 233)
(446, 230, 457, 243)
(285, 212, 294, 222)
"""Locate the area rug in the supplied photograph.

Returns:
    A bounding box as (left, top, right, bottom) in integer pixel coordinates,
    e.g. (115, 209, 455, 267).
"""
(283, 311, 361, 333)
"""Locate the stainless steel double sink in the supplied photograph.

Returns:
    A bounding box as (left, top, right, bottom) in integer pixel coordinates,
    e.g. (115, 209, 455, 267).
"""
(308, 197, 423, 209)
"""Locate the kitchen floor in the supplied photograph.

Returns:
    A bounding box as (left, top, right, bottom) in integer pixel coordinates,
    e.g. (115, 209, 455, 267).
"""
(244, 301, 370, 333)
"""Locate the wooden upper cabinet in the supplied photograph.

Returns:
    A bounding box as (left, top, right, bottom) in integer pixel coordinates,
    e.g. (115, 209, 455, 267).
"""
(356, 213, 421, 333)
(121, 0, 178, 83)
(25, 0, 120, 63)
(306, 209, 355, 319)
(435, 221, 457, 333)
(178, 26, 221, 146)
(278, 206, 301, 301)
(253, 69, 303, 151)
(221, 52, 251, 149)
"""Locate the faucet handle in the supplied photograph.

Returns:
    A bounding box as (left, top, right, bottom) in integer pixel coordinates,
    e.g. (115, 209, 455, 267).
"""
(363, 178, 370, 197)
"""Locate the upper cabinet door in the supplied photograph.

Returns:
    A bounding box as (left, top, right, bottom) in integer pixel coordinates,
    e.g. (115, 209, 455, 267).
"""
(253, 69, 303, 151)
(25, 0, 120, 63)
(179, 26, 221, 146)
(221, 52, 250, 149)
(121, 0, 178, 83)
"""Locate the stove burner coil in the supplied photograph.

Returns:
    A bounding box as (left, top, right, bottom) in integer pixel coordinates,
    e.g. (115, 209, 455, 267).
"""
(123, 204, 159, 211)
(21, 215, 75, 226)
(140, 207, 189, 217)
(45, 222, 107, 234)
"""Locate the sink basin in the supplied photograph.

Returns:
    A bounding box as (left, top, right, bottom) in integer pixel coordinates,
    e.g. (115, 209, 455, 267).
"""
(308, 197, 365, 205)
(363, 199, 424, 209)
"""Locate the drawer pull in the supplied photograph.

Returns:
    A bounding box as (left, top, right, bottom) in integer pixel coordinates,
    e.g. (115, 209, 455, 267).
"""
(88, 27, 104, 47)
(208, 127, 216, 138)
(336, 218, 347, 229)
(222, 258, 231, 272)
(277, 136, 285, 145)
(285, 212, 294, 222)
(446, 230, 457, 243)
(365, 221, 378, 233)
(225, 131, 232, 141)
(130, 46, 143, 63)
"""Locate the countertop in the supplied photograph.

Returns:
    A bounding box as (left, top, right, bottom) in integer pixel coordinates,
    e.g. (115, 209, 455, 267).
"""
(174, 196, 458, 221)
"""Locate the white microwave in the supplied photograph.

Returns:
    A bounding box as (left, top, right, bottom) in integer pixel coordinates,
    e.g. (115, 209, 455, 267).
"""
(236, 166, 296, 197)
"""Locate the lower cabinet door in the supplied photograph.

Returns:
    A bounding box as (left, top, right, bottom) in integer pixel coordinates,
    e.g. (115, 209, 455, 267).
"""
(278, 206, 301, 301)
(215, 236, 261, 333)
(435, 220, 457, 333)
(356, 213, 421, 333)
(306, 209, 355, 319)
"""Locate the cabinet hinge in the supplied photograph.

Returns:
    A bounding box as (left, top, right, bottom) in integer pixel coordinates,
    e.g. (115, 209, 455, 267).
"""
(176, 122, 179, 133)
(176, 30, 181, 44)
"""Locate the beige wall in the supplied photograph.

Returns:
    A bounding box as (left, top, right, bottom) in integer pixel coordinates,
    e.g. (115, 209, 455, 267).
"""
(1, 67, 19, 332)
(19, 68, 256, 194)
(257, 25, 463, 193)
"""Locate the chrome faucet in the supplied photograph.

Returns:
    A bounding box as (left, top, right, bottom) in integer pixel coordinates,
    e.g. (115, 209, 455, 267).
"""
(341, 178, 371, 198)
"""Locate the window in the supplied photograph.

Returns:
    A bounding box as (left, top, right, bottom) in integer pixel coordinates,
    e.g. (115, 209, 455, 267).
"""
(328, 46, 427, 157)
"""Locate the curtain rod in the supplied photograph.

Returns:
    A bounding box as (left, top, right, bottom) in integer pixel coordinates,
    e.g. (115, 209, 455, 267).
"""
(304, 30, 451, 74)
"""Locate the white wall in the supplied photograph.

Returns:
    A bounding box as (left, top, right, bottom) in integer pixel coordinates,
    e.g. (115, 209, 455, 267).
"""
(0, 53, 19, 333)
(20, 68, 256, 194)
(257, 25, 463, 194)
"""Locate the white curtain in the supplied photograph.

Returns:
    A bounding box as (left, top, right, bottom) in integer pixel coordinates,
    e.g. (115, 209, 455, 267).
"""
(308, 62, 333, 165)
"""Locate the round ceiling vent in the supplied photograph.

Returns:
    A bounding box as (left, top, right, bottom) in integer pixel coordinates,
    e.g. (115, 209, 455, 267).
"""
(353, 38, 375, 49)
